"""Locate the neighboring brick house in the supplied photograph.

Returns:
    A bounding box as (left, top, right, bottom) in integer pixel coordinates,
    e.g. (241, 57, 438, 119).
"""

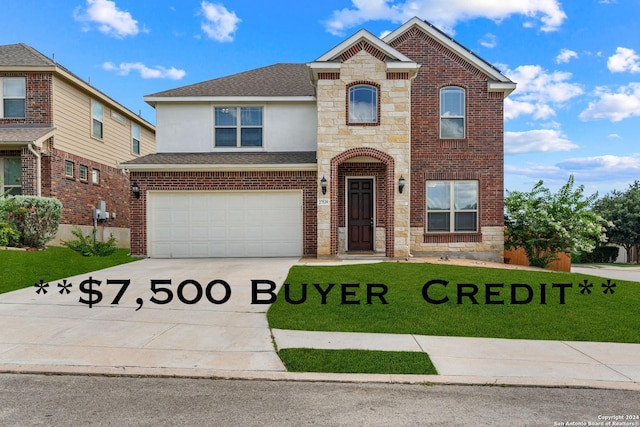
(122, 17, 515, 260)
(0, 43, 155, 246)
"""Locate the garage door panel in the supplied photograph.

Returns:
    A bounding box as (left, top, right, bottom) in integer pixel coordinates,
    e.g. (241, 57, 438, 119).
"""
(149, 191, 303, 258)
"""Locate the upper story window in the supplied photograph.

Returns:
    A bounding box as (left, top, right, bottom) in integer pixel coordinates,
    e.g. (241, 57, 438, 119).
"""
(440, 87, 465, 139)
(132, 123, 141, 155)
(91, 100, 104, 139)
(426, 180, 478, 233)
(0, 77, 26, 118)
(348, 84, 378, 125)
(214, 107, 263, 147)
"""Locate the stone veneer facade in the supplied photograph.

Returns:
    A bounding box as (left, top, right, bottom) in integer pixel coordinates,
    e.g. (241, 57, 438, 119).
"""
(315, 49, 413, 258)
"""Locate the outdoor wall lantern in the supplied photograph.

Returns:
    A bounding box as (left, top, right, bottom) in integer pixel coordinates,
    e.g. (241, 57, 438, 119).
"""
(320, 176, 328, 195)
(132, 182, 141, 199)
(398, 175, 406, 194)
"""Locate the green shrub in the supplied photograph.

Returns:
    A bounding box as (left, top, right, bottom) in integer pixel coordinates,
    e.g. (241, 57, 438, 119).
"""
(62, 227, 117, 256)
(572, 245, 620, 263)
(0, 219, 20, 246)
(1, 196, 62, 248)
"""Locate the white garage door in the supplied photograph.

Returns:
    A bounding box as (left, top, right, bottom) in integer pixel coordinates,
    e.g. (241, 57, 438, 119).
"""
(148, 191, 303, 258)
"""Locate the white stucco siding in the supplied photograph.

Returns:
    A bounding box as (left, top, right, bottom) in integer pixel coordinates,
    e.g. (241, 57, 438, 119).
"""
(154, 102, 317, 153)
(155, 103, 213, 152)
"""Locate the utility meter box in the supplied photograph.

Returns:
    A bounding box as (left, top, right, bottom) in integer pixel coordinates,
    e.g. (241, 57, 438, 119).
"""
(93, 200, 109, 221)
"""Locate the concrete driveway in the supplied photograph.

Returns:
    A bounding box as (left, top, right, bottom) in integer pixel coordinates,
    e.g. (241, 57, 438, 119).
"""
(0, 258, 298, 375)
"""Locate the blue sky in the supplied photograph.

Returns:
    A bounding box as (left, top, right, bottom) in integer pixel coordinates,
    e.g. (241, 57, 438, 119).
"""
(2, 0, 639, 195)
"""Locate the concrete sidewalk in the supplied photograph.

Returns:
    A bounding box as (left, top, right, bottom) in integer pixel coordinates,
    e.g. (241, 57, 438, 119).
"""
(273, 329, 640, 390)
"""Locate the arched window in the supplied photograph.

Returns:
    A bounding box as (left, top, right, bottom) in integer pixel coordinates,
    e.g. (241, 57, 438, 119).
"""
(348, 84, 378, 124)
(440, 87, 465, 138)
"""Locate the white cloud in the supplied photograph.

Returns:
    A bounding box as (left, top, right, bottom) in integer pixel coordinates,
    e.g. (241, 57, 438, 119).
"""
(505, 129, 578, 154)
(579, 83, 640, 122)
(200, 1, 240, 42)
(503, 65, 583, 120)
(555, 48, 578, 64)
(505, 154, 640, 192)
(323, 0, 566, 36)
(607, 47, 640, 73)
(73, 0, 140, 38)
(479, 33, 497, 49)
(557, 155, 640, 178)
(103, 62, 186, 80)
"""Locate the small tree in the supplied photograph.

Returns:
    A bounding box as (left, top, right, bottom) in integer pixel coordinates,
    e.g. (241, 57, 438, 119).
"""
(594, 181, 640, 263)
(505, 176, 609, 268)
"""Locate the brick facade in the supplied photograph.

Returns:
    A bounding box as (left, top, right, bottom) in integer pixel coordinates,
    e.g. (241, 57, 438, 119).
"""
(389, 27, 505, 260)
(128, 170, 317, 257)
(0, 72, 52, 126)
(45, 147, 129, 228)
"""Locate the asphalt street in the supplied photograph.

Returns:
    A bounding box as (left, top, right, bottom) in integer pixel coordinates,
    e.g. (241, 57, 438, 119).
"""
(1, 374, 638, 426)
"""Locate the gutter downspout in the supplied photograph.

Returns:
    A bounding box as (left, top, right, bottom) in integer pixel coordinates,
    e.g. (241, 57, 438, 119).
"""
(27, 143, 42, 197)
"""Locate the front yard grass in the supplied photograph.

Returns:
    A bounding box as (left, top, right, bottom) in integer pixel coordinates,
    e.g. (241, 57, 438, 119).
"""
(267, 262, 640, 343)
(279, 348, 437, 375)
(0, 246, 139, 294)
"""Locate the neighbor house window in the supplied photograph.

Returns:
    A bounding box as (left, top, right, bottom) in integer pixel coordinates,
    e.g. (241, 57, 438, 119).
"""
(65, 160, 74, 178)
(214, 107, 263, 147)
(132, 123, 141, 155)
(92, 168, 100, 184)
(440, 87, 465, 138)
(1, 77, 26, 118)
(79, 165, 88, 181)
(1, 157, 22, 195)
(91, 100, 104, 139)
(348, 84, 378, 124)
(426, 181, 478, 232)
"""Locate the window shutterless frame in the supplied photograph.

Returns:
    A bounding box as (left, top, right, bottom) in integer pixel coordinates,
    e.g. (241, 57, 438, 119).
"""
(347, 84, 378, 125)
(440, 87, 465, 139)
(0, 77, 26, 118)
(426, 180, 478, 232)
(91, 100, 104, 139)
(214, 106, 263, 147)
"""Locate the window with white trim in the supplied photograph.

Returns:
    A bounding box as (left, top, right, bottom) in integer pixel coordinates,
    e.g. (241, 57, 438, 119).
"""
(426, 180, 478, 232)
(214, 107, 263, 147)
(65, 160, 74, 178)
(79, 165, 88, 181)
(0, 77, 26, 118)
(132, 123, 141, 155)
(92, 168, 100, 184)
(91, 100, 104, 139)
(348, 84, 378, 124)
(440, 87, 465, 139)
(1, 157, 22, 195)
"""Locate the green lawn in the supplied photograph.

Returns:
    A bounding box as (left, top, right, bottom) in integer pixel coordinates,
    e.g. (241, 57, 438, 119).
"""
(267, 262, 640, 343)
(279, 348, 437, 375)
(0, 246, 140, 294)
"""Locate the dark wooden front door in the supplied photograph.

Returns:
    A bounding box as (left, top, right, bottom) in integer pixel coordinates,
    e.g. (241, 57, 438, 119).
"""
(348, 179, 374, 251)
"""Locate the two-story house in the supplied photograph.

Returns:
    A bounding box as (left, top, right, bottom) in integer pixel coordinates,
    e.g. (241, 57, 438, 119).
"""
(122, 17, 515, 261)
(0, 43, 155, 246)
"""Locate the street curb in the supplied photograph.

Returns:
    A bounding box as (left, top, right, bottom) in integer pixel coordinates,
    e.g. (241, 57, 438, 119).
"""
(1, 364, 639, 391)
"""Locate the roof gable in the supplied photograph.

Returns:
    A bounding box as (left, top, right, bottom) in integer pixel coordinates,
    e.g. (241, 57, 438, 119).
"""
(383, 17, 515, 94)
(308, 28, 420, 80)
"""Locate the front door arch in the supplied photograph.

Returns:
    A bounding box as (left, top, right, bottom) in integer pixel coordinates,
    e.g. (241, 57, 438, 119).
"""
(330, 148, 395, 257)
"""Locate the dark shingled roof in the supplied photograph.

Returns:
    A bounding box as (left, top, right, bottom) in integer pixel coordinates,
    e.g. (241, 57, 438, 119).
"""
(147, 64, 315, 98)
(0, 43, 56, 67)
(121, 151, 317, 166)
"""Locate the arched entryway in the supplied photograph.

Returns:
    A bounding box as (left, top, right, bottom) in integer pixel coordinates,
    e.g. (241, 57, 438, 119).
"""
(329, 147, 395, 257)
